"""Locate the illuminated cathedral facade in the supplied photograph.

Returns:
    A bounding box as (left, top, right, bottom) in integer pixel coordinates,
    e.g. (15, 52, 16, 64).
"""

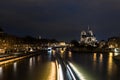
(80, 27, 97, 46)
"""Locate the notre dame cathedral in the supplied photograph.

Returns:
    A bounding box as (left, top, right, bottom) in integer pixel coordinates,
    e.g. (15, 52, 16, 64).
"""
(80, 27, 98, 47)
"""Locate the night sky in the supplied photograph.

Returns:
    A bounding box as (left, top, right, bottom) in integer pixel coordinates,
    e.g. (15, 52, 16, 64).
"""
(0, 0, 120, 41)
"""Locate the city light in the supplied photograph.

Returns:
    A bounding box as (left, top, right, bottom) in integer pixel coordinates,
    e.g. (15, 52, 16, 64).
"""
(0, 25, 120, 80)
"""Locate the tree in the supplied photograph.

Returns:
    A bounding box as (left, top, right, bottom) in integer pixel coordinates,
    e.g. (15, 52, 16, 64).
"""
(70, 40, 79, 47)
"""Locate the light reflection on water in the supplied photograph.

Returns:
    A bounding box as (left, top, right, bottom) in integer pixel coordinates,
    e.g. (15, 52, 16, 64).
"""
(68, 51, 72, 58)
(92, 52, 115, 75)
(0, 53, 57, 80)
(13, 62, 17, 72)
(48, 62, 56, 80)
(0, 66, 3, 80)
(99, 53, 103, 71)
(108, 52, 114, 78)
(93, 52, 118, 79)
(37, 56, 41, 62)
(99, 53, 103, 63)
(0, 67, 2, 76)
(93, 53, 97, 71)
(67, 52, 120, 80)
(93, 53, 97, 62)
(29, 57, 33, 70)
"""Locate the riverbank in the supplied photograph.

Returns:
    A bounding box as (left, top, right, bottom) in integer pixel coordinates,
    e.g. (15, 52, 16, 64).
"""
(70, 47, 112, 53)
(113, 55, 120, 66)
(0, 50, 43, 66)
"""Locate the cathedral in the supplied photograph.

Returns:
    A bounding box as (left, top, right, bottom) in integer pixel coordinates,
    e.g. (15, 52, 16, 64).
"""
(80, 27, 97, 46)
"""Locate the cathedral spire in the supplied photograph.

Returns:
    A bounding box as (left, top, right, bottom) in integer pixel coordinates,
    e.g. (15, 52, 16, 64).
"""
(88, 25, 90, 30)
(88, 25, 91, 31)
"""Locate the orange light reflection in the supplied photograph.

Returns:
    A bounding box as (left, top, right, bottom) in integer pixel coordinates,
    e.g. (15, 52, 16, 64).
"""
(48, 62, 56, 80)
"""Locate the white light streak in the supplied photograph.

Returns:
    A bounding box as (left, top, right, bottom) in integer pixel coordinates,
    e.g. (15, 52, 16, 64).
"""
(68, 62, 86, 80)
(67, 65, 76, 80)
(58, 64, 64, 80)
(56, 60, 64, 80)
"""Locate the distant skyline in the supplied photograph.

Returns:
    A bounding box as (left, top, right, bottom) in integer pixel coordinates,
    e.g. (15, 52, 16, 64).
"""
(0, 0, 120, 41)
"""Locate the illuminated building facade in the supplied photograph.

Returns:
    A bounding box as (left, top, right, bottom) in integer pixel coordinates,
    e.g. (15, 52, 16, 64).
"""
(80, 27, 97, 46)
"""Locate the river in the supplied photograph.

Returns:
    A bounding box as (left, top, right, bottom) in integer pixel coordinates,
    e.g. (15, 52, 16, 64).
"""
(0, 52, 56, 80)
(66, 51, 120, 80)
(0, 51, 120, 80)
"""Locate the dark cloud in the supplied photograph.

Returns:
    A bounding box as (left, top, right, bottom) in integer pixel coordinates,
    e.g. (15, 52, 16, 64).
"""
(0, 0, 120, 41)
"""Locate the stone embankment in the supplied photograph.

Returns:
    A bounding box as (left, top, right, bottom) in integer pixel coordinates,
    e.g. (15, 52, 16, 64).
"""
(113, 55, 120, 66)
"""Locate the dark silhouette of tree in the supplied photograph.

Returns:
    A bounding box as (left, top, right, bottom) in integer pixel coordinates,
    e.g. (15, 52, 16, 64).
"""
(70, 40, 79, 47)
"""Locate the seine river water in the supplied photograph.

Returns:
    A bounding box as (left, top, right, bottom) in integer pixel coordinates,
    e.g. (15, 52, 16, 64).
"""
(0, 51, 120, 80)
(66, 52, 120, 80)
(0, 52, 56, 80)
